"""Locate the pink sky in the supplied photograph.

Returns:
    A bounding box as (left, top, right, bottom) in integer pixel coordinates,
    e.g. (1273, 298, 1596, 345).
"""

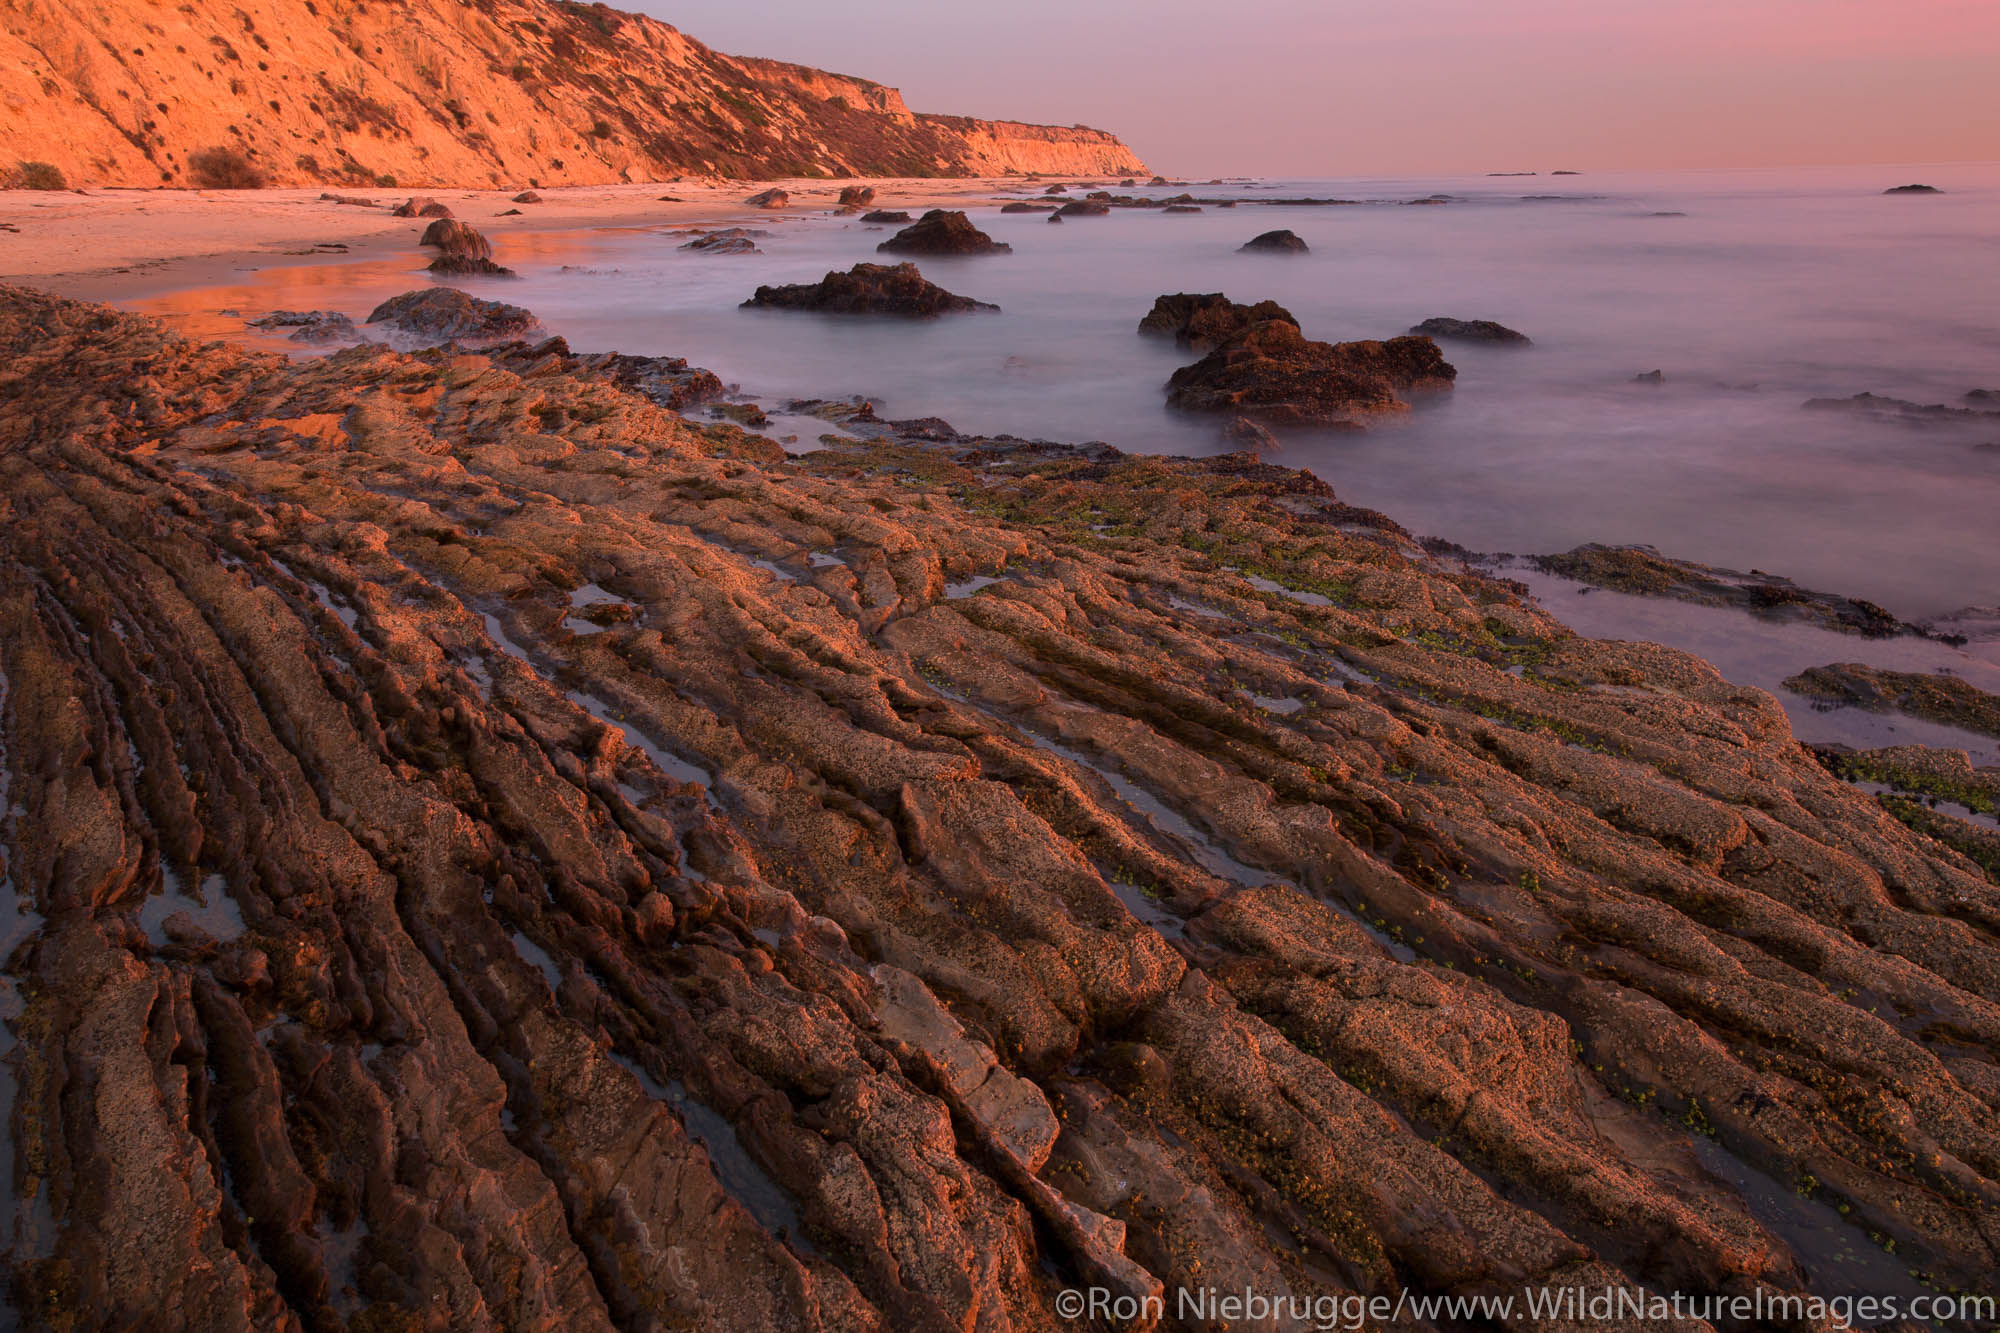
(637, 0, 2000, 175)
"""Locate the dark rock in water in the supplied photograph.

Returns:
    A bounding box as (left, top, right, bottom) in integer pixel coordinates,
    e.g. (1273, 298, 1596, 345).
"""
(861, 209, 914, 223)
(745, 188, 789, 208)
(1165, 321, 1454, 427)
(1043, 183, 1068, 194)
(1964, 389, 1999, 403)
(428, 254, 516, 276)
(1239, 229, 1308, 254)
(1632, 369, 1664, 384)
(681, 227, 764, 255)
(1647, 211, 1689, 217)
(1883, 184, 1942, 194)
(1138, 292, 1298, 352)
(999, 202, 1054, 214)
(1409, 317, 1531, 345)
(1804, 391, 2000, 425)
(1162, 205, 1202, 214)
(512, 190, 543, 204)
(1403, 196, 1451, 206)
(1046, 213, 1063, 224)
(419, 218, 514, 276)
(1533, 544, 1919, 637)
(1786, 664, 2000, 738)
(365, 288, 539, 341)
(392, 197, 452, 218)
(1223, 415, 1281, 452)
(711, 401, 770, 427)
(1053, 200, 1109, 217)
(743, 262, 998, 316)
(420, 217, 491, 258)
(876, 209, 1011, 256)
(1148, 174, 1170, 186)
(838, 185, 876, 207)
(249, 310, 361, 344)
(1551, 170, 1581, 175)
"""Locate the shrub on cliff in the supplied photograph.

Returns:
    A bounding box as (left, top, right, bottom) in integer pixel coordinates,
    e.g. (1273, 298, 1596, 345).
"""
(188, 147, 266, 190)
(6, 161, 67, 191)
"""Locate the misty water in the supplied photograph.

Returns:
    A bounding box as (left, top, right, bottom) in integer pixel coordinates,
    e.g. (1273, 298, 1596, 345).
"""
(137, 161, 2000, 755)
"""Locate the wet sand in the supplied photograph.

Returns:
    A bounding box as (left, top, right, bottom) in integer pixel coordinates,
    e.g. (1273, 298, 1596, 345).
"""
(0, 174, 1080, 295)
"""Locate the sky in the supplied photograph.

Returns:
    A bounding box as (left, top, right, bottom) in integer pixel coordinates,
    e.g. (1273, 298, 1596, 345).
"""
(631, 0, 2000, 176)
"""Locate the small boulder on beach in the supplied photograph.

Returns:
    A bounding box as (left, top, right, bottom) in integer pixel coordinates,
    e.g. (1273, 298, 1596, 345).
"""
(1409, 317, 1532, 345)
(392, 197, 452, 218)
(365, 288, 539, 341)
(512, 190, 543, 204)
(876, 209, 1011, 256)
(1239, 229, 1309, 253)
(743, 262, 998, 317)
(861, 209, 914, 223)
(838, 185, 877, 207)
(745, 188, 790, 208)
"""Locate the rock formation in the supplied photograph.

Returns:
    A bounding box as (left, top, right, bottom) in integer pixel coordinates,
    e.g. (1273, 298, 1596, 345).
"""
(744, 188, 790, 209)
(418, 219, 514, 277)
(742, 263, 998, 316)
(680, 228, 765, 255)
(3, 285, 1999, 1330)
(837, 185, 876, 207)
(1138, 292, 1299, 352)
(859, 209, 913, 224)
(1532, 545, 1919, 637)
(1409, 317, 1533, 345)
(1239, 229, 1309, 254)
(874, 210, 1011, 257)
(1785, 664, 2000, 738)
(0, 0, 1145, 187)
(364, 288, 540, 342)
(1165, 321, 1455, 427)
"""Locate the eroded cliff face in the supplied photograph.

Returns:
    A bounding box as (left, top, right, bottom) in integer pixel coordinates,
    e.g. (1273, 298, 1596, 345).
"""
(1, 287, 1997, 1330)
(0, 0, 1144, 187)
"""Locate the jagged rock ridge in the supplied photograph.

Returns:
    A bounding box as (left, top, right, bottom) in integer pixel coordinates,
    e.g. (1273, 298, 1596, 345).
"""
(1, 287, 1997, 1329)
(0, 0, 1146, 187)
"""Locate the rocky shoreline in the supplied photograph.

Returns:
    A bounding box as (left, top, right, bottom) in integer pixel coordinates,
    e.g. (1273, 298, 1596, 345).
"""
(2, 285, 1998, 1330)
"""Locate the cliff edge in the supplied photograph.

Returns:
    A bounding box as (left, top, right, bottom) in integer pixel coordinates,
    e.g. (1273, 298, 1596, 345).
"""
(0, 0, 1145, 186)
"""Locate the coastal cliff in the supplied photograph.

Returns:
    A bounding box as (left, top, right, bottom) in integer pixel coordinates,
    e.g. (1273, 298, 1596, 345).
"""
(0, 0, 1144, 187)
(2, 285, 1997, 1328)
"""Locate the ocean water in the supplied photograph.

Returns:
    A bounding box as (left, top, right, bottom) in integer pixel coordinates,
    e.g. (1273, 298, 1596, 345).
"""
(140, 163, 1998, 621)
(129, 163, 2000, 756)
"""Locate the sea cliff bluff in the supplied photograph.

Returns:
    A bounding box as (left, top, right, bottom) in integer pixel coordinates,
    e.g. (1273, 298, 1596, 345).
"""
(0, 0, 1144, 186)
(2, 285, 1997, 1328)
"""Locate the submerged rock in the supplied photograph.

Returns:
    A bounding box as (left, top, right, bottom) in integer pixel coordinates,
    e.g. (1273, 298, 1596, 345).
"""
(248, 310, 362, 344)
(999, 202, 1054, 214)
(680, 227, 764, 254)
(1052, 200, 1109, 217)
(1532, 543, 1918, 636)
(1633, 369, 1665, 384)
(1804, 391, 2000, 425)
(1787, 664, 2000, 738)
(1137, 292, 1298, 352)
(1164, 320, 1454, 427)
(365, 288, 539, 342)
(1238, 229, 1308, 253)
(1410, 317, 1532, 345)
(743, 262, 998, 316)
(876, 209, 1012, 256)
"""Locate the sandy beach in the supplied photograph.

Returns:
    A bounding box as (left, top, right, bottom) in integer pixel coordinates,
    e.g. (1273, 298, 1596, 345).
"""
(0, 176, 1088, 298)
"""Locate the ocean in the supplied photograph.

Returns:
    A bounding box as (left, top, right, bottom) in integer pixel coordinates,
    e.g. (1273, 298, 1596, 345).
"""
(131, 161, 2000, 762)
